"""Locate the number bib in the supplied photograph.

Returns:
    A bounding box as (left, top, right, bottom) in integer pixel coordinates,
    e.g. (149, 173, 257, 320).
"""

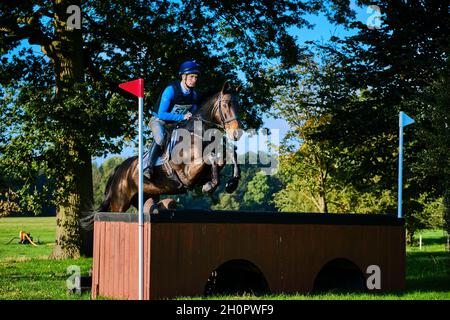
(171, 104, 192, 115)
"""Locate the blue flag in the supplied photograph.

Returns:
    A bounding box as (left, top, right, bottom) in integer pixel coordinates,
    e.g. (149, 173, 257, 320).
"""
(399, 111, 414, 127)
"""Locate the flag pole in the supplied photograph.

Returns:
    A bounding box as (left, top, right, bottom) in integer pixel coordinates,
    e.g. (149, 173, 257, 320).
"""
(138, 94, 144, 300)
(398, 120, 404, 219)
(398, 111, 414, 219)
(119, 78, 145, 300)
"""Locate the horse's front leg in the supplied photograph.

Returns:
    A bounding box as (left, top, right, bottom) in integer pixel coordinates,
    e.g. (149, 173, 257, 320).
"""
(225, 144, 240, 193)
(202, 153, 220, 194)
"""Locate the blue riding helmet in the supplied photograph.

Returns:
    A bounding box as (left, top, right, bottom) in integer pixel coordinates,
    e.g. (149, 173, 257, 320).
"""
(179, 60, 201, 75)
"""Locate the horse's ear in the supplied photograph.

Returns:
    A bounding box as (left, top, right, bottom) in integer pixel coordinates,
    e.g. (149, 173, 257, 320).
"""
(236, 84, 242, 93)
(221, 80, 232, 93)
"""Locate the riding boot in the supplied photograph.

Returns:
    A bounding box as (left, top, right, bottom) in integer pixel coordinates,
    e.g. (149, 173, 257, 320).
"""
(143, 143, 162, 180)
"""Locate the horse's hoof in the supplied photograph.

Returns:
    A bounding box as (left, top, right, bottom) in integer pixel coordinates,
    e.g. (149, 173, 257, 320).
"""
(202, 182, 213, 193)
(225, 178, 239, 193)
(150, 204, 159, 214)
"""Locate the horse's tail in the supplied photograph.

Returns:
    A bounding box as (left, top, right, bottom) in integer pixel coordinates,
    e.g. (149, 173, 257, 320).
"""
(79, 165, 118, 232)
(79, 165, 120, 257)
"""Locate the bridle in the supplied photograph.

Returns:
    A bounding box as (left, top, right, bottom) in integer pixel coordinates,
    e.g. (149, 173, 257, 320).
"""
(215, 93, 239, 125)
(196, 93, 239, 130)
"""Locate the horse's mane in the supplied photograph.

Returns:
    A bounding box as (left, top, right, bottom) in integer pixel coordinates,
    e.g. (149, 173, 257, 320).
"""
(196, 86, 235, 115)
(197, 91, 219, 112)
(182, 86, 236, 130)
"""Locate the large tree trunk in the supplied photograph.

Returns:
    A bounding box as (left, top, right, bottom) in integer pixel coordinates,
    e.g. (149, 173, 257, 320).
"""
(52, 145, 93, 259)
(51, 0, 94, 259)
(53, 189, 81, 259)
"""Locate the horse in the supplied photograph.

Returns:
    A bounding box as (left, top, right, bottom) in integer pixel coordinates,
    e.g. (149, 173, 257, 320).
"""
(80, 81, 243, 253)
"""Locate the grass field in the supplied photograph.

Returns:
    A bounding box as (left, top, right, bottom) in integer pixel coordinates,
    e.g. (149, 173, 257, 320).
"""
(0, 217, 92, 300)
(0, 217, 449, 300)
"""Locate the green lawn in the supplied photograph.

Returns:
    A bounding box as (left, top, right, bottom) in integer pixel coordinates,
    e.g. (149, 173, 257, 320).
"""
(0, 217, 448, 300)
(0, 217, 57, 260)
(0, 217, 92, 300)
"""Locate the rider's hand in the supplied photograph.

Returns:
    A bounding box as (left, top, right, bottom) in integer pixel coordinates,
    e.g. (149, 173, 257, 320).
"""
(184, 112, 192, 120)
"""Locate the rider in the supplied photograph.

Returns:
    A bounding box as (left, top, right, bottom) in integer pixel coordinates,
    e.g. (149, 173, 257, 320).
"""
(143, 60, 201, 180)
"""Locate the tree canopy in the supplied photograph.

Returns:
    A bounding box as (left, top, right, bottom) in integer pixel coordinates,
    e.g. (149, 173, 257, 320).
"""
(270, 0, 449, 238)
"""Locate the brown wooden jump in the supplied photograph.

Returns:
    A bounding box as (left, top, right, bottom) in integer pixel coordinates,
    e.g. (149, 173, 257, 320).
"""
(91, 210, 405, 300)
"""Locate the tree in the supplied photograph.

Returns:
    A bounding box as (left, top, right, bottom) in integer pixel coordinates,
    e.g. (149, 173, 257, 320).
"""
(274, 144, 398, 214)
(270, 54, 354, 213)
(243, 171, 280, 211)
(0, 189, 19, 217)
(314, 1, 450, 213)
(274, 142, 335, 213)
(444, 190, 450, 242)
(269, 43, 406, 214)
(212, 193, 240, 211)
(405, 193, 445, 244)
(2, 1, 328, 257)
(92, 157, 125, 210)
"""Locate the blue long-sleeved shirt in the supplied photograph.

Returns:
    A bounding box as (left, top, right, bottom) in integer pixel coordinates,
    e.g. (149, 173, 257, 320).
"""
(153, 83, 198, 122)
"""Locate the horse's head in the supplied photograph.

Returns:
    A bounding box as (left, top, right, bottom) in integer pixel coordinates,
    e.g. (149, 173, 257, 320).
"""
(212, 81, 243, 141)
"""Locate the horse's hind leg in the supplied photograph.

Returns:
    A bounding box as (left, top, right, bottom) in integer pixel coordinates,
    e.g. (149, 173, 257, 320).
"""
(110, 196, 132, 212)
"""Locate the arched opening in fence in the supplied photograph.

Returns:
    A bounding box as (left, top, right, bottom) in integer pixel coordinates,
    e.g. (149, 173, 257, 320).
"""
(313, 258, 366, 293)
(204, 259, 270, 296)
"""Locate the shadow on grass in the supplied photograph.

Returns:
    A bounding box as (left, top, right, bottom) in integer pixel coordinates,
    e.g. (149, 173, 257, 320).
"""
(406, 251, 450, 292)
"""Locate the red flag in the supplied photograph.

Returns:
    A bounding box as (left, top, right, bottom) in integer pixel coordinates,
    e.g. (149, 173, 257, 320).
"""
(119, 78, 144, 98)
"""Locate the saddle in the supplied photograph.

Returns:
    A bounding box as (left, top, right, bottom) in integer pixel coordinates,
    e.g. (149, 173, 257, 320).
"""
(143, 123, 184, 188)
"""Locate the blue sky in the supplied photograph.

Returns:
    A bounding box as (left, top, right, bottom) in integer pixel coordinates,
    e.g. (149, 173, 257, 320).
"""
(94, 3, 375, 165)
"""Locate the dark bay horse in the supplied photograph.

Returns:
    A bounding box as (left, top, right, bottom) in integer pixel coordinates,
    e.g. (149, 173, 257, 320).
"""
(87, 81, 242, 219)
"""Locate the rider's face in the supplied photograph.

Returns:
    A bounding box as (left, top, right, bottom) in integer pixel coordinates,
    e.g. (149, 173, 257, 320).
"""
(184, 74, 198, 88)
